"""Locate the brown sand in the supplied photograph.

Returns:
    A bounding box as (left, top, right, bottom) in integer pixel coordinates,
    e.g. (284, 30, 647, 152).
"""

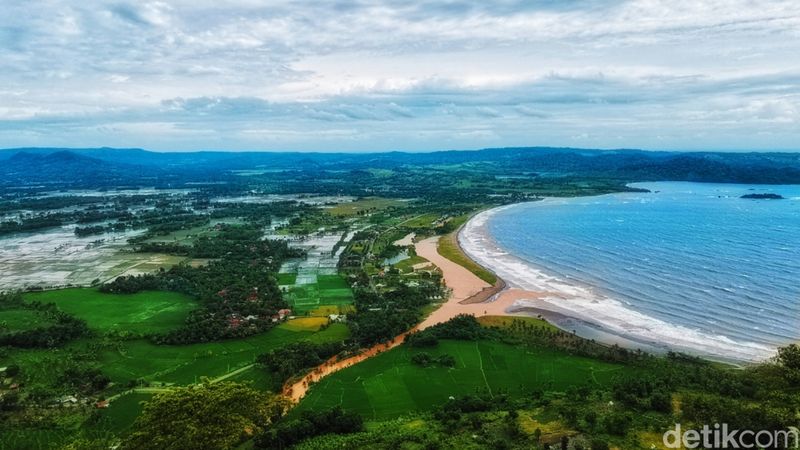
(415, 236, 552, 328)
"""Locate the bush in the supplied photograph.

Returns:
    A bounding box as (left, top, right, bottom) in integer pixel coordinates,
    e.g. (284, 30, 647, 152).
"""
(406, 332, 439, 348)
(255, 406, 363, 448)
(411, 352, 433, 367)
(437, 354, 456, 367)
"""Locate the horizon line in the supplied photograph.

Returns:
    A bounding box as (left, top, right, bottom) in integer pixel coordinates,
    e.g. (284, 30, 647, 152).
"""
(2, 145, 800, 155)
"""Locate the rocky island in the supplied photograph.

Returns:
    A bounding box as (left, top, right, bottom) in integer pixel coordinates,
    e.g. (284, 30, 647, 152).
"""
(741, 193, 785, 199)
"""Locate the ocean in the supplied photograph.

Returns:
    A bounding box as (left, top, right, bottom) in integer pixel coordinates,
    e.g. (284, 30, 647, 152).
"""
(460, 182, 800, 363)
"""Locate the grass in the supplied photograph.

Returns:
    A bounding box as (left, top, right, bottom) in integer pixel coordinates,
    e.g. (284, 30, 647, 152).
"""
(277, 273, 297, 285)
(477, 315, 560, 333)
(306, 305, 355, 316)
(0, 309, 53, 331)
(224, 365, 275, 391)
(0, 428, 74, 450)
(0, 322, 350, 397)
(400, 213, 440, 229)
(96, 392, 154, 433)
(327, 198, 404, 217)
(280, 317, 330, 332)
(96, 323, 350, 387)
(296, 339, 622, 420)
(284, 275, 355, 316)
(437, 232, 497, 284)
(317, 275, 350, 290)
(393, 255, 429, 273)
(24, 288, 197, 334)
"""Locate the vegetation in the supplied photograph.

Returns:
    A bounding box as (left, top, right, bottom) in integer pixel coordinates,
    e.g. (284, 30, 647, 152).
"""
(101, 226, 303, 344)
(23, 289, 196, 336)
(292, 316, 800, 449)
(296, 338, 624, 420)
(437, 230, 497, 284)
(254, 406, 363, 449)
(256, 341, 345, 389)
(122, 382, 288, 450)
(0, 292, 90, 348)
(2, 148, 799, 449)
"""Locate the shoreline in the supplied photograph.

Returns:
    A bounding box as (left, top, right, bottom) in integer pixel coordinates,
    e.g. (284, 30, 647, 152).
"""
(284, 194, 782, 403)
(457, 201, 775, 364)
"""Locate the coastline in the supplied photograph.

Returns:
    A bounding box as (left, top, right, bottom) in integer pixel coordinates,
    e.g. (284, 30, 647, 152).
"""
(285, 193, 785, 403)
(455, 201, 776, 364)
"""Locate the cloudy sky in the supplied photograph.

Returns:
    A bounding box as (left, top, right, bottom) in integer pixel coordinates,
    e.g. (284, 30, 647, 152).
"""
(1, 1, 799, 151)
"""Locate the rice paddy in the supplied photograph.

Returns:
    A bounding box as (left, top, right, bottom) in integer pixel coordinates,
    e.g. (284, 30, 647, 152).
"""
(326, 197, 405, 217)
(0, 308, 53, 331)
(278, 233, 356, 315)
(295, 339, 623, 420)
(0, 226, 190, 291)
(24, 288, 197, 334)
(96, 322, 350, 387)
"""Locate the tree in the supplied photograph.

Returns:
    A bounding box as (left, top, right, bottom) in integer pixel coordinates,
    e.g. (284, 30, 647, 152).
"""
(123, 382, 288, 450)
(254, 406, 363, 448)
(532, 428, 542, 445)
(777, 344, 800, 384)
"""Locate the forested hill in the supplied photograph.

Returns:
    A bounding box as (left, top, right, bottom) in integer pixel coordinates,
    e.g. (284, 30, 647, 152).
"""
(1, 146, 799, 188)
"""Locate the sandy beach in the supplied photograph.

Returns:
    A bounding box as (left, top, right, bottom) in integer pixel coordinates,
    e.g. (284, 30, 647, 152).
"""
(415, 236, 551, 329)
(457, 203, 777, 363)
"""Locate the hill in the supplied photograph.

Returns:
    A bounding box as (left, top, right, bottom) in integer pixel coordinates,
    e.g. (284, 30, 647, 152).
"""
(1, 147, 799, 189)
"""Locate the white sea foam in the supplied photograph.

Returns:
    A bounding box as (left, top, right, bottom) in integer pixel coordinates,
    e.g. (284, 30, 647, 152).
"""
(459, 204, 777, 363)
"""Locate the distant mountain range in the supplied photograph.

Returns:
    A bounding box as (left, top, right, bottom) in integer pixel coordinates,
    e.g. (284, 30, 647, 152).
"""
(1, 146, 799, 189)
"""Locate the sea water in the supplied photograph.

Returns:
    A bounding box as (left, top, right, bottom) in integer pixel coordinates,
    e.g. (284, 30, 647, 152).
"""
(460, 182, 800, 363)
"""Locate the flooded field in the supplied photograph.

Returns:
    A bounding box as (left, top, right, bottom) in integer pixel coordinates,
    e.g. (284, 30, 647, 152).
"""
(0, 225, 187, 290)
(278, 230, 360, 315)
(212, 194, 354, 206)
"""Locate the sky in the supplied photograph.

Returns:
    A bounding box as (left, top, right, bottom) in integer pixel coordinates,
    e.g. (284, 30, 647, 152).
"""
(1, 1, 799, 152)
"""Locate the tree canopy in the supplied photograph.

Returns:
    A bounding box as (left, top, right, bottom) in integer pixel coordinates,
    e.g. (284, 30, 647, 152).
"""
(123, 382, 288, 450)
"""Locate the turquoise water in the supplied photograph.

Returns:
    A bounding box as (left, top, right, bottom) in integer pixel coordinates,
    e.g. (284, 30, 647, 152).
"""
(470, 182, 800, 362)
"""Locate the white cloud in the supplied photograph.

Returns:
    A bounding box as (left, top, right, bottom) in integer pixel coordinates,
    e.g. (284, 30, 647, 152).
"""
(0, 0, 799, 150)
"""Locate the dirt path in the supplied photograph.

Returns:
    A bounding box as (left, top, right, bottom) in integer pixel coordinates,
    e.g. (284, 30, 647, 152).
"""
(283, 333, 414, 403)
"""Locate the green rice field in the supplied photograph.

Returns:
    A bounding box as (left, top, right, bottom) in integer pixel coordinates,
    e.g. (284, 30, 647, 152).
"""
(296, 339, 623, 420)
(285, 275, 354, 315)
(97, 322, 350, 387)
(0, 320, 349, 397)
(0, 309, 53, 331)
(24, 288, 197, 334)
